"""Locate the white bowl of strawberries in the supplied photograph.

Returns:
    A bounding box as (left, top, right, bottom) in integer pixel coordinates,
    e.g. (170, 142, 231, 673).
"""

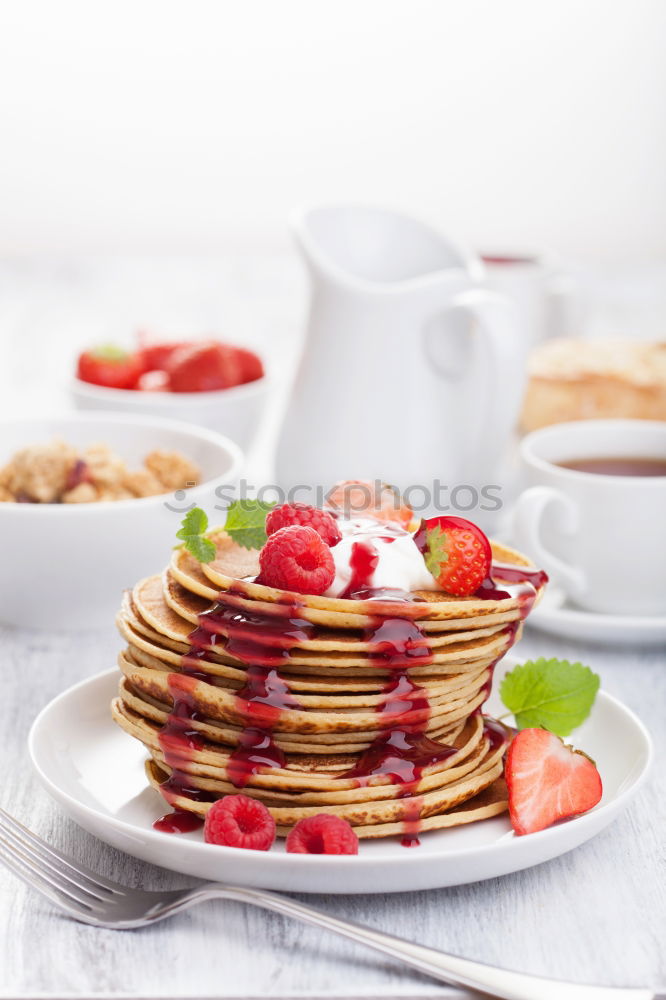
(71, 335, 270, 452)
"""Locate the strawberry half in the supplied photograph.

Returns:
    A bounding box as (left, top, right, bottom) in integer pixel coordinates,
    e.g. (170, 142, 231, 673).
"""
(76, 345, 144, 390)
(506, 728, 603, 836)
(413, 515, 491, 596)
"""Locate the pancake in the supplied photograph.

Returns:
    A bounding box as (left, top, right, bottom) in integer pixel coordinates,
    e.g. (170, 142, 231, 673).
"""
(196, 532, 543, 622)
(143, 756, 507, 836)
(162, 572, 512, 649)
(115, 678, 469, 757)
(111, 520, 544, 843)
(117, 657, 490, 736)
(114, 693, 485, 788)
(169, 540, 541, 630)
(125, 582, 520, 668)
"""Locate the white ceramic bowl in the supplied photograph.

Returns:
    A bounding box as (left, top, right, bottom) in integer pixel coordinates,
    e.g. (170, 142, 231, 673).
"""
(71, 374, 270, 452)
(0, 413, 243, 630)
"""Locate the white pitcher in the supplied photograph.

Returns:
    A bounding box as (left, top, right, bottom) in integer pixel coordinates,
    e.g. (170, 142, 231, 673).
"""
(277, 205, 527, 505)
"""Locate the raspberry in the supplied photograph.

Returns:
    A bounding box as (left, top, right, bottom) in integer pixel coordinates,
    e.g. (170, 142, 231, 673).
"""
(286, 814, 359, 855)
(266, 502, 342, 546)
(204, 794, 276, 851)
(259, 525, 335, 595)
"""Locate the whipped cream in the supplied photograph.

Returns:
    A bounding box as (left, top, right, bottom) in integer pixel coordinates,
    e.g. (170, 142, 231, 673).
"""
(325, 518, 438, 597)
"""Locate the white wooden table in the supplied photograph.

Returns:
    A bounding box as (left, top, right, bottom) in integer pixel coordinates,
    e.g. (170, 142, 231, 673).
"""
(0, 257, 664, 998)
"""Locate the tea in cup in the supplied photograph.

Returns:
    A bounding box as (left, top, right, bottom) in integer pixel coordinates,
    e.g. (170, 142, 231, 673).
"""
(513, 420, 666, 616)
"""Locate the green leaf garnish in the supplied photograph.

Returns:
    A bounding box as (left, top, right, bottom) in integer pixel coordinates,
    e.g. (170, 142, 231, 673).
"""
(500, 658, 600, 737)
(224, 499, 276, 550)
(423, 523, 449, 578)
(176, 507, 216, 563)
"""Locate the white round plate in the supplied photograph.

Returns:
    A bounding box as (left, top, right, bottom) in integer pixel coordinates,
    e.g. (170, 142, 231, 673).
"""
(28, 658, 652, 894)
(527, 586, 666, 646)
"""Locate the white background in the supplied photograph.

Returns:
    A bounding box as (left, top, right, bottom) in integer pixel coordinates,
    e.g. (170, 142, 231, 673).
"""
(0, 0, 665, 261)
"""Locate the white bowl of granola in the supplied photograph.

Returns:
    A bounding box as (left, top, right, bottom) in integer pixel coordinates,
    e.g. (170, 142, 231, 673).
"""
(0, 413, 243, 629)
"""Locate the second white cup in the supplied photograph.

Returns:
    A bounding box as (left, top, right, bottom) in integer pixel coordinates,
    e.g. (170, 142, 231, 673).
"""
(512, 420, 666, 617)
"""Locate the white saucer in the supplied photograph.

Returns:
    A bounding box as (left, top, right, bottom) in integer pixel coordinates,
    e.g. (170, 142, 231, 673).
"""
(28, 658, 652, 894)
(527, 586, 666, 646)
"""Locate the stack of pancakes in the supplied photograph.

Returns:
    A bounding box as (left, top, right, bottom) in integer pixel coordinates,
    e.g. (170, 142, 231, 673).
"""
(112, 533, 544, 840)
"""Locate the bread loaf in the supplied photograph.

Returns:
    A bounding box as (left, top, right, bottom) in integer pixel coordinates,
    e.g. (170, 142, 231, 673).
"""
(521, 338, 666, 431)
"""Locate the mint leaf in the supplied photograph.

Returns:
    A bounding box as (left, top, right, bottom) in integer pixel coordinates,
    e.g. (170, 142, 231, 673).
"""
(500, 658, 600, 737)
(176, 507, 208, 539)
(176, 506, 216, 563)
(185, 534, 216, 563)
(224, 499, 275, 550)
(423, 523, 449, 578)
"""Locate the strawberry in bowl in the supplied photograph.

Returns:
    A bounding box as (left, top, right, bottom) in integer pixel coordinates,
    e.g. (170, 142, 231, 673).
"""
(76, 334, 264, 392)
(77, 345, 145, 391)
(71, 333, 269, 451)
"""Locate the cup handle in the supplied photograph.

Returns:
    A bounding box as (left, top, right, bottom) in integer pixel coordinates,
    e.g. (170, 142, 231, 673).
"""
(423, 288, 527, 474)
(512, 486, 586, 597)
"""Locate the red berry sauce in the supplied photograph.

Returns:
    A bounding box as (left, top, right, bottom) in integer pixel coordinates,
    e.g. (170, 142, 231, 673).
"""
(339, 539, 380, 598)
(475, 562, 549, 620)
(152, 553, 543, 841)
(153, 593, 310, 829)
(153, 809, 205, 834)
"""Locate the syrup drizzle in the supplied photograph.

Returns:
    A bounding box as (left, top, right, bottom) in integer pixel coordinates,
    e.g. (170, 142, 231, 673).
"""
(153, 809, 205, 834)
(153, 553, 542, 838)
(339, 539, 379, 598)
(225, 662, 299, 787)
(475, 562, 549, 620)
(341, 615, 455, 847)
(198, 601, 304, 786)
(152, 670, 213, 830)
(481, 715, 510, 752)
(153, 595, 310, 829)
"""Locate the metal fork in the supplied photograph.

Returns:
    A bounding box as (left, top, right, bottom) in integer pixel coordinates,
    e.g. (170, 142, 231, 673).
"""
(0, 807, 658, 1000)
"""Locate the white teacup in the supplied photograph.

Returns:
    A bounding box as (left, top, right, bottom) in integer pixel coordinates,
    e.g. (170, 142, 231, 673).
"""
(481, 250, 579, 349)
(513, 420, 666, 616)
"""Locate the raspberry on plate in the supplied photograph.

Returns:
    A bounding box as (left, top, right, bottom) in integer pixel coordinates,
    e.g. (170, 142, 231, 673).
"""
(259, 525, 335, 595)
(266, 502, 341, 546)
(286, 814, 359, 854)
(204, 794, 276, 850)
(506, 728, 603, 836)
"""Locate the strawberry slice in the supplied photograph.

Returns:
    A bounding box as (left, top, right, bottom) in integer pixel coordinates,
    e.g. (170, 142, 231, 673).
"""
(506, 728, 603, 836)
(413, 515, 491, 596)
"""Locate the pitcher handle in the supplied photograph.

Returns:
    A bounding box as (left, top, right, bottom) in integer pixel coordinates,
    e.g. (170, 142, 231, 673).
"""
(423, 288, 526, 474)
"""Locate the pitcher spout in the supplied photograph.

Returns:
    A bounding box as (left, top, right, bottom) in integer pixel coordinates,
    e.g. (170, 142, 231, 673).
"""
(291, 203, 483, 295)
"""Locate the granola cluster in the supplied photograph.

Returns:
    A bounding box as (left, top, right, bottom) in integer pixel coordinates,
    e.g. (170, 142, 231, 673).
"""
(0, 439, 200, 504)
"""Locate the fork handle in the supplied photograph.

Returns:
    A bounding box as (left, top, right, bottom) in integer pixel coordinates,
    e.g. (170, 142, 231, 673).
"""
(195, 884, 652, 1000)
